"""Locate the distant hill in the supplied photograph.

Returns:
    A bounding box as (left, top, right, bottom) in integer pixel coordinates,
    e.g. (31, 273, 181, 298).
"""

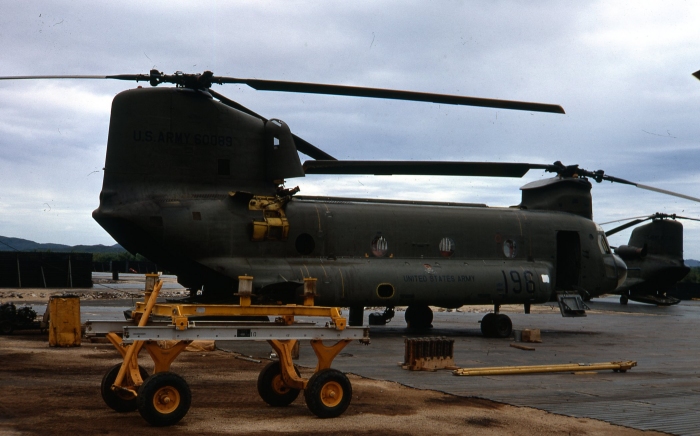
(686, 259, 700, 267)
(0, 236, 124, 253)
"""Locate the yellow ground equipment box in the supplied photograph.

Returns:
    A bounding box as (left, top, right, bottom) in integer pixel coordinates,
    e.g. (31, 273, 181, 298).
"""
(48, 295, 81, 347)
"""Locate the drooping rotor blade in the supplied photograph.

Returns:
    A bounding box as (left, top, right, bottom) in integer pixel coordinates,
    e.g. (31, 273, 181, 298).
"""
(208, 89, 336, 161)
(216, 77, 565, 114)
(0, 75, 113, 80)
(548, 162, 700, 204)
(599, 215, 652, 225)
(0, 72, 565, 114)
(603, 212, 700, 236)
(635, 183, 700, 203)
(605, 219, 650, 237)
(303, 160, 548, 177)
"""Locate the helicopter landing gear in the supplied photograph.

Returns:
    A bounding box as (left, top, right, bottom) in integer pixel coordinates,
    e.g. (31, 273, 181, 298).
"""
(405, 305, 433, 329)
(480, 313, 512, 338)
(620, 294, 629, 305)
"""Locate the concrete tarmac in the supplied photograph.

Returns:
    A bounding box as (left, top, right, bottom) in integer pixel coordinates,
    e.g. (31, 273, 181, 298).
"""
(220, 298, 700, 436)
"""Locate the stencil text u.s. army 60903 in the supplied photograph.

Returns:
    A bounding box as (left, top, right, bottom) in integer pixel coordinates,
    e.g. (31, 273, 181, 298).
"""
(5, 70, 699, 338)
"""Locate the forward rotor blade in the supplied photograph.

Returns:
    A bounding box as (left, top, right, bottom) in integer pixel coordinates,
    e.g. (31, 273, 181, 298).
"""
(0, 75, 113, 80)
(217, 77, 565, 114)
(693, 70, 700, 81)
(303, 161, 543, 177)
(208, 89, 336, 161)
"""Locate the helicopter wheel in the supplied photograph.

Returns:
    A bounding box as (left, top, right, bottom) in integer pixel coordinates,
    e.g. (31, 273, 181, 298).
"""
(492, 314, 513, 338)
(405, 305, 433, 329)
(620, 295, 629, 305)
(481, 313, 512, 338)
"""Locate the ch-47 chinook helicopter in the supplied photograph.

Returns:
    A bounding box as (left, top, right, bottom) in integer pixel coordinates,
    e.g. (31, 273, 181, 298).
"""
(601, 213, 698, 305)
(4, 70, 700, 338)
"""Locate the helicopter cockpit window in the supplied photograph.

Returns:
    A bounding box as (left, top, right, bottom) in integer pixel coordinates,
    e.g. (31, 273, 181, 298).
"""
(503, 239, 517, 258)
(439, 237, 455, 257)
(371, 235, 388, 257)
(598, 233, 611, 254)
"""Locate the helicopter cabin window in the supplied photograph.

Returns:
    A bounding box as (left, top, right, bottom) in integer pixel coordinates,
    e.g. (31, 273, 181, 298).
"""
(371, 235, 388, 257)
(439, 237, 455, 257)
(217, 159, 230, 176)
(503, 239, 517, 258)
(598, 233, 611, 254)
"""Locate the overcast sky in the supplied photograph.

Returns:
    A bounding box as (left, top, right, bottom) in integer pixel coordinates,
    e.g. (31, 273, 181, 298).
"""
(1, 1, 700, 258)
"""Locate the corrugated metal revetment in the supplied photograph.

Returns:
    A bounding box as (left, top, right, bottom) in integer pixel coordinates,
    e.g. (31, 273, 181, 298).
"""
(0, 252, 92, 288)
(403, 337, 454, 371)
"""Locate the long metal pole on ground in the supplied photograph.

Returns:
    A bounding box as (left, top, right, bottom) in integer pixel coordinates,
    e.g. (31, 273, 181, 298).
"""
(453, 361, 637, 376)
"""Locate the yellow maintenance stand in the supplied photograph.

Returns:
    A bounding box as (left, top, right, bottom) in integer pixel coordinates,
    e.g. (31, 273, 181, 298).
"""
(92, 274, 369, 427)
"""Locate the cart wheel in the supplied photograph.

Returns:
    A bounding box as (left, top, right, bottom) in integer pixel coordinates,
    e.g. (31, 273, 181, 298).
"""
(137, 372, 191, 426)
(0, 321, 13, 335)
(101, 364, 149, 412)
(304, 369, 352, 418)
(257, 361, 301, 406)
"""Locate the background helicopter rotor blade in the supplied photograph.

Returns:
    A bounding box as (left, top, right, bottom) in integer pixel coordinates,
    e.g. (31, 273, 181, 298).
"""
(216, 77, 566, 114)
(208, 89, 336, 161)
(602, 213, 700, 237)
(604, 218, 651, 237)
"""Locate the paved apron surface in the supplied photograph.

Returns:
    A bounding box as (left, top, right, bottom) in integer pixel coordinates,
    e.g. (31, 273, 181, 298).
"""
(221, 297, 700, 436)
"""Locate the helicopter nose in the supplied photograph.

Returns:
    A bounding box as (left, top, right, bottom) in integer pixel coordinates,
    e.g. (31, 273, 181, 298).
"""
(604, 254, 627, 288)
(615, 255, 628, 288)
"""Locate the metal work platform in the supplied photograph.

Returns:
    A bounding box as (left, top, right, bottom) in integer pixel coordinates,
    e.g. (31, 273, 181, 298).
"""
(99, 274, 368, 426)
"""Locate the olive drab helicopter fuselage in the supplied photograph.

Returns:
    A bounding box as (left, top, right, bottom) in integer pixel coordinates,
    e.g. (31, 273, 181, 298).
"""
(91, 83, 625, 337)
(9, 70, 699, 337)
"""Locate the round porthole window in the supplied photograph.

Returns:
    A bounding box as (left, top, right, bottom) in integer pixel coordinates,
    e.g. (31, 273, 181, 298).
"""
(371, 235, 388, 257)
(503, 239, 517, 258)
(439, 237, 455, 257)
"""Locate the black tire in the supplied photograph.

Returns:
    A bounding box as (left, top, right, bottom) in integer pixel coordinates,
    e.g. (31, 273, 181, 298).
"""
(137, 372, 191, 426)
(480, 313, 496, 337)
(101, 363, 149, 413)
(493, 314, 513, 338)
(620, 295, 629, 305)
(257, 361, 301, 406)
(304, 369, 352, 418)
(0, 321, 13, 335)
(405, 305, 433, 329)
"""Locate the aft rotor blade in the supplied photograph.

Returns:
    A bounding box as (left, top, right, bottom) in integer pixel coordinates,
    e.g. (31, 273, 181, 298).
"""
(217, 77, 565, 114)
(208, 89, 336, 161)
(303, 161, 545, 177)
(635, 183, 700, 203)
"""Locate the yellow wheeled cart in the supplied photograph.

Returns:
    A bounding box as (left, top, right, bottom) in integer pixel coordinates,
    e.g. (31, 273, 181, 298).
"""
(95, 275, 369, 426)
